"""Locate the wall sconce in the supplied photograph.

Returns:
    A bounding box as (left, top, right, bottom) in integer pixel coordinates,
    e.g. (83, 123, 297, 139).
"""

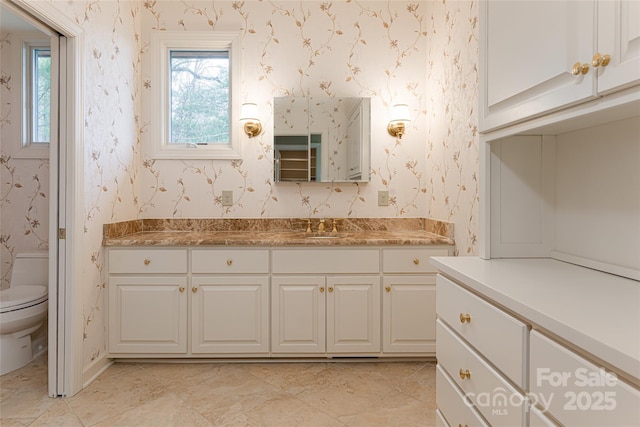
(387, 104, 411, 139)
(240, 103, 262, 138)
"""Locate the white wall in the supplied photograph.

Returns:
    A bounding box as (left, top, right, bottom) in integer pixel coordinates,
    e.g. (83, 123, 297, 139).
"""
(555, 117, 640, 273)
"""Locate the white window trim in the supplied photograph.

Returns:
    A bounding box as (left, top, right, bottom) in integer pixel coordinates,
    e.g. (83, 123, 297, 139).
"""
(150, 31, 242, 160)
(12, 34, 50, 159)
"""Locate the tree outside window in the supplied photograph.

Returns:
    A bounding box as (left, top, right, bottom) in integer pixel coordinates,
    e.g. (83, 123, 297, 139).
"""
(169, 50, 229, 145)
(32, 47, 51, 144)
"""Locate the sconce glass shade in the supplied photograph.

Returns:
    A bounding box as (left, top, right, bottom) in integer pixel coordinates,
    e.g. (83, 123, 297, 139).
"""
(240, 103, 262, 138)
(388, 104, 410, 139)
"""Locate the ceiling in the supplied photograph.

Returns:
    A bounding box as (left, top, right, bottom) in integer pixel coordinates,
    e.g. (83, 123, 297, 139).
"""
(1, 3, 44, 33)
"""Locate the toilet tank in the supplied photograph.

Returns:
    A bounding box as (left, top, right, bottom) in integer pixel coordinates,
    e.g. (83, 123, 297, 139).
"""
(11, 252, 48, 287)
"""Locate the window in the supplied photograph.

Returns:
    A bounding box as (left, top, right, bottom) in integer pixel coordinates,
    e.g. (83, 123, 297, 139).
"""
(17, 40, 51, 159)
(170, 50, 229, 144)
(28, 46, 51, 144)
(151, 32, 241, 159)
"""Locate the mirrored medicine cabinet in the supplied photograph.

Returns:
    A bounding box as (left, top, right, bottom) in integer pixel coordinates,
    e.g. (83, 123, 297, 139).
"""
(273, 97, 371, 183)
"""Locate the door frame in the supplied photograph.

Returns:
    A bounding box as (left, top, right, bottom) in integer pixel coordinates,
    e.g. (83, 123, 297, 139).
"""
(6, 0, 85, 397)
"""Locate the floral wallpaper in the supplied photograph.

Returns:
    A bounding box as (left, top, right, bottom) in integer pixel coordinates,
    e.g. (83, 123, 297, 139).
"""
(0, 30, 50, 290)
(139, 1, 431, 219)
(13, 0, 479, 380)
(424, 0, 479, 255)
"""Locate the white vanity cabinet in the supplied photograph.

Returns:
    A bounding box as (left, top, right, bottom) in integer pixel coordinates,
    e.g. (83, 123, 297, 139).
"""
(190, 249, 269, 354)
(381, 247, 449, 354)
(108, 249, 188, 354)
(480, 0, 640, 132)
(271, 248, 381, 356)
(107, 243, 453, 358)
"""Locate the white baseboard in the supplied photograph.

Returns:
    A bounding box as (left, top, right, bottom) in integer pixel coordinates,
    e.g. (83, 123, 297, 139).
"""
(82, 355, 113, 388)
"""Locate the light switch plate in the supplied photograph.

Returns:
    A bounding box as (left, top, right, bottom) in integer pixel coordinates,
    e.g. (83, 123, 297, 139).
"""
(378, 190, 389, 206)
(221, 190, 233, 206)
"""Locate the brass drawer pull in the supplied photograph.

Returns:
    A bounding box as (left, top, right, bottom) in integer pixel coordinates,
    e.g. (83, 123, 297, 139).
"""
(143, 259, 151, 265)
(459, 313, 471, 324)
(227, 259, 233, 266)
(328, 287, 334, 293)
(413, 258, 420, 265)
(192, 287, 198, 293)
(320, 287, 325, 293)
(459, 369, 471, 380)
(385, 286, 391, 293)
(179, 286, 185, 293)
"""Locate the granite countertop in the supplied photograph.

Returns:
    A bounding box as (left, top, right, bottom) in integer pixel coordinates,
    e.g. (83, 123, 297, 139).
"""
(102, 218, 455, 247)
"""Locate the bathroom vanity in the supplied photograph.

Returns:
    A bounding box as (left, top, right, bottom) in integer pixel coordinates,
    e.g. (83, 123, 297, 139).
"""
(103, 218, 453, 359)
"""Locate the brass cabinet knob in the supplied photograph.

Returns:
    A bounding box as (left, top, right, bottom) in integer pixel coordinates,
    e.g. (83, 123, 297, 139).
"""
(226, 259, 233, 266)
(320, 287, 325, 293)
(328, 287, 334, 293)
(179, 286, 185, 293)
(413, 258, 420, 265)
(192, 287, 198, 293)
(385, 286, 391, 293)
(143, 259, 151, 265)
(459, 313, 471, 324)
(592, 53, 611, 68)
(459, 369, 471, 380)
(458, 424, 469, 427)
(572, 62, 590, 76)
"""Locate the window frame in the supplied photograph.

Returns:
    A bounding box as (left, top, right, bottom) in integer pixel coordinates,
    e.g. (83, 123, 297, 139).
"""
(15, 37, 51, 159)
(151, 31, 242, 160)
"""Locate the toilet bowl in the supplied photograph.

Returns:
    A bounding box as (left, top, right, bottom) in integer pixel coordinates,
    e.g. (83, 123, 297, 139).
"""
(0, 252, 48, 375)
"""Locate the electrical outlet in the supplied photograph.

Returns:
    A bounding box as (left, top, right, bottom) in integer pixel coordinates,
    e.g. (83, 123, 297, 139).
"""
(378, 190, 389, 206)
(221, 190, 233, 206)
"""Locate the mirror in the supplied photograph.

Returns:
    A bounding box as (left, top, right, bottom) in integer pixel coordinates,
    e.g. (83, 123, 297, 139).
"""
(274, 97, 370, 182)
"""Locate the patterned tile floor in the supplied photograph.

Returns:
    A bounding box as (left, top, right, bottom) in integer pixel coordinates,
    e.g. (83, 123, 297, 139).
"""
(0, 354, 437, 426)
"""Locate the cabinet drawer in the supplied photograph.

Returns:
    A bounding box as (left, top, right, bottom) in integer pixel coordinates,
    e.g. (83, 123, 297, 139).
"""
(108, 249, 187, 274)
(272, 249, 379, 274)
(192, 249, 269, 274)
(383, 248, 449, 273)
(436, 364, 489, 427)
(530, 331, 640, 427)
(436, 274, 527, 388)
(437, 320, 526, 427)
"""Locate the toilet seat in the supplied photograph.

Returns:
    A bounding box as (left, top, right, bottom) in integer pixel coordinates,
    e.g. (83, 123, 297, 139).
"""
(0, 286, 48, 313)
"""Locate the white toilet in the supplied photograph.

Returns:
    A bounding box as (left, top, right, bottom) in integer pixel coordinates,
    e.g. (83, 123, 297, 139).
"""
(0, 252, 48, 375)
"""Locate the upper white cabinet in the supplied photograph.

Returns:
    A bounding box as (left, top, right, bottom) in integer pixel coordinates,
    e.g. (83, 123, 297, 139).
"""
(480, 0, 640, 132)
(596, 0, 640, 93)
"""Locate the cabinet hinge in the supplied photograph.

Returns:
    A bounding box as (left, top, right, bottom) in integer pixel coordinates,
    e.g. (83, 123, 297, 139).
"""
(58, 228, 66, 239)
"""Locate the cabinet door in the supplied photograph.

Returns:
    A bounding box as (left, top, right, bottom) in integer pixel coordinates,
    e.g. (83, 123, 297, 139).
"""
(480, 1, 595, 131)
(109, 276, 187, 354)
(326, 276, 380, 354)
(271, 276, 326, 354)
(596, 0, 640, 93)
(382, 275, 436, 354)
(191, 276, 269, 354)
